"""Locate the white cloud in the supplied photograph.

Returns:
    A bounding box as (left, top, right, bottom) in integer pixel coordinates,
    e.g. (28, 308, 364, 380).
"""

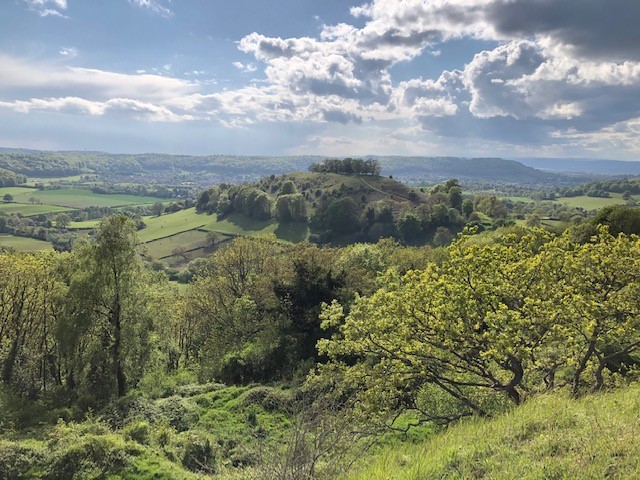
(59, 47, 78, 58)
(233, 62, 257, 73)
(7, 0, 640, 155)
(128, 0, 173, 18)
(24, 0, 67, 17)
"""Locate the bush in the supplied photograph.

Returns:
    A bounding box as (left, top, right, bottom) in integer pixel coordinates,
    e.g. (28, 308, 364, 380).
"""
(157, 396, 199, 432)
(44, 434, 137, 480)
(241, 387, 293, 412)
(181, 432, 217, 474)
(0, 441, 45, 480)
(99, 395, 160, 429)
(123, 420, 151, 445)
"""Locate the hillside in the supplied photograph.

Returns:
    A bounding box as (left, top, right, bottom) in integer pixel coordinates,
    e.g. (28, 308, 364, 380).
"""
(0, 148, 603, 187)
(517, 157, 640, 175)
(195, 167, 466, 245)
(350, 384, 640, 479)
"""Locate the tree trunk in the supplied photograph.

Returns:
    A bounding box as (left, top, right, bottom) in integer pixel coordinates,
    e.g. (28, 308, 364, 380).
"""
(112, 303, 126, 397)
(572, 340, 596, 396)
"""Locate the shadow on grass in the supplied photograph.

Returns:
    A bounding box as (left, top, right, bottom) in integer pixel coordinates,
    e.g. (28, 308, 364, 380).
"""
(274, 222, 309, 243)
(224, 213, 275, 232)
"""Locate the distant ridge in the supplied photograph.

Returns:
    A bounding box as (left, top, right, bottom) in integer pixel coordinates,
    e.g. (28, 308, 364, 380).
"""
(515, 157, 640, 175)
(0, 147, 628, 185)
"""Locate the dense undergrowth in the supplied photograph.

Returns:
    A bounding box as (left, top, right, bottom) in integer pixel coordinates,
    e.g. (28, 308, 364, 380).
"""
(0, 379, 294, 479)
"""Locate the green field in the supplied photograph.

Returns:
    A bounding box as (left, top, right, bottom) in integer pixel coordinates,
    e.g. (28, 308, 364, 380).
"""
(10, 188, 163, 208)
(0, 202, 75, 216)
(0, 186, 37, 196)
(504, 193, 637, 211)
(557, 193, 633, 210)
(144, 230, 211, 259)
(0, 234, 53, 251)
(201, 212, 309, 243)
(137, 208, 210, 243)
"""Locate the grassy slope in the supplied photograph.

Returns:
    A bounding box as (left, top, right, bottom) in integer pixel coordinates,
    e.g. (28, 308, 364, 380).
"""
(350, 385, 640, 479)
(201, 212, 309, 243)
(137, 209, 209, 243)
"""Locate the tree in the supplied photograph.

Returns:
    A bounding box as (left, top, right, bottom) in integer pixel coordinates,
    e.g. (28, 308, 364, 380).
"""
(0, 251, 66, 392)
(397, 213, 422, 242)
(63, 215, 154, 400)
(151, 201, 164, 217)
(461, 198, 474, 218)
(433, 226, 453, 246)
(55, 213, 72, 228)
(3, 194, 13, 203)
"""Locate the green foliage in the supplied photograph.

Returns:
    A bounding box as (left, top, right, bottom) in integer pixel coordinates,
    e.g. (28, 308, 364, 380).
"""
(315, 227, 640, 428)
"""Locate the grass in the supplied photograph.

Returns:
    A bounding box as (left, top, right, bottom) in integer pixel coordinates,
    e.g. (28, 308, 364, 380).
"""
(349, 384, 640, 479)
(137, 209, 210, 243)
(144, 230, 211, 259)
(0, 186, 37, 196)
(201, 213, 309, 243)
(67, 220, 101, 230)
(0, 235, 53, 251)
(0, 203, 75, 216)
(557, 193, 634, 210)
(2, 188, 163, 209)
(23, 189, 162, 208)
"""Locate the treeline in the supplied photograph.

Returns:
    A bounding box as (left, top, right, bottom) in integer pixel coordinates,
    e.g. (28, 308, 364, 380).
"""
(0, 167, 26, 187)
(309, 158, 381, 176)
(196, 181, 307, 223)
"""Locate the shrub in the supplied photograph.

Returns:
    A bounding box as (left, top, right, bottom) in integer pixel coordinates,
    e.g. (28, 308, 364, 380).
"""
(0, 441, 45, 480)
(123, 421, 151, 445)
(181, 432, 217, 474)
(241, 387, 293, 412)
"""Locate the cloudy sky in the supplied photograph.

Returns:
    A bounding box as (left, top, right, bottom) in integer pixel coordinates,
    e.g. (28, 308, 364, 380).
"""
(1, 0, 639, 159)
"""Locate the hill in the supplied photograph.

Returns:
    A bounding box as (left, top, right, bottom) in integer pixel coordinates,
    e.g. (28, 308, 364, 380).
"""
(516, 157, 640, 175)
(195, 167, 466, 245)
(350, 384, 640, 479)
(0, 148, 604, 187)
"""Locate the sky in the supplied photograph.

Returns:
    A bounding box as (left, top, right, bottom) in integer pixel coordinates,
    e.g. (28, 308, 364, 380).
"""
(0, 0, 639, 160)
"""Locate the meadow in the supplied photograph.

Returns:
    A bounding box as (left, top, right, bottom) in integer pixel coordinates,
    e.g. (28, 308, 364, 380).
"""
(136, 209, 210, 243)
(0, 235, 52, 251)
(0, 203, 74, 216)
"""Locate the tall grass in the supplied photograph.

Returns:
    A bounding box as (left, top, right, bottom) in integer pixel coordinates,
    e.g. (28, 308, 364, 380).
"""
(350, 385, 640, 479)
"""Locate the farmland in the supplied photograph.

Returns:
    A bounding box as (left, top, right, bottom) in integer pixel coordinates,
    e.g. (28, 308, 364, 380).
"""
(0, 203, 74, 216)
(136, 208, 210, 243)
(0, 235, 52, 251)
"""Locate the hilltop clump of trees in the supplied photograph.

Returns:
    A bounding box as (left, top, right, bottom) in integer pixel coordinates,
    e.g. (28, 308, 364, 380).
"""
(308, 158, 381, 175)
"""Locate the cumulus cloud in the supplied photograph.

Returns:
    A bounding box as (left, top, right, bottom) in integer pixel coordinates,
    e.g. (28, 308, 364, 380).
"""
(6, 0, 640, 155)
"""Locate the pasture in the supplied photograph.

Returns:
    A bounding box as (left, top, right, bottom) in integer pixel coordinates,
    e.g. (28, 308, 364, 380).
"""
(7, 188, 163, 209)
(0, 203, 74, 216)
(201, 212, 309, 243)
(144, 230, 212, 259)
(557, 193, 634, 210)
(136, 208, 209, 243)
(0, 235, 53, 251)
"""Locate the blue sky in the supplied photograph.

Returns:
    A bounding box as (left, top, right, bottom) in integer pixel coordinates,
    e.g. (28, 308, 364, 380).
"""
(1, 0, 639, 159)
